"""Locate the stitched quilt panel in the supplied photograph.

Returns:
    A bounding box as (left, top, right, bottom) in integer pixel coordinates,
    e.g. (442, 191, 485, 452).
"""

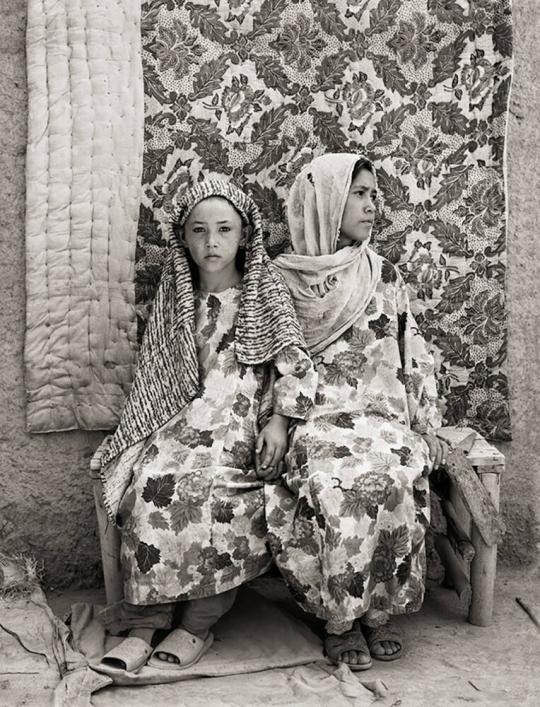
(25, 0, 143, 432)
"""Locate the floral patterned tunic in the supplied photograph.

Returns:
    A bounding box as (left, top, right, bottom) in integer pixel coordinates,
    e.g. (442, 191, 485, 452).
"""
(266, 261, 442, 634)
(118, 285, 316, 605)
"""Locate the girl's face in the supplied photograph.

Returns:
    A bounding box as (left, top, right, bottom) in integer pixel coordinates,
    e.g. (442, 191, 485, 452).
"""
(337, 168, 377, 249)
(183, 197, 245, 279)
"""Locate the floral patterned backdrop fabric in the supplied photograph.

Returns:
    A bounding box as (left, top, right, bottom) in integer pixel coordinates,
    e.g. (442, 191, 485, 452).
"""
(137, 0, 512, 441)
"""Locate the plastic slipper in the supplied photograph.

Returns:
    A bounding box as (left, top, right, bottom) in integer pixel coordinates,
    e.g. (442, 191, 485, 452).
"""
(324, 623, 373, 672)
(363, 622, 403, 662)
(100, 636, 153, 672)
(147, 627, 214, 671)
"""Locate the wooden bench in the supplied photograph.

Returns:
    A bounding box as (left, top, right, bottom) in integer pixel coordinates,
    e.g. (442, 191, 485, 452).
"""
(89, 426, 504, 627)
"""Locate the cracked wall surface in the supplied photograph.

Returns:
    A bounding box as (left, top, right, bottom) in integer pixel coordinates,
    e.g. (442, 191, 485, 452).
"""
(0, 0, 538, 588)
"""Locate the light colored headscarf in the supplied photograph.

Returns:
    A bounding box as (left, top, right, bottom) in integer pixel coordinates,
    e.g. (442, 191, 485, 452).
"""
(274, 153, 382, 355)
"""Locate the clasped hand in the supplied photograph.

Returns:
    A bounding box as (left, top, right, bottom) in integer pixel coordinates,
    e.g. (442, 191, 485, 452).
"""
(255, 413, 289, 481)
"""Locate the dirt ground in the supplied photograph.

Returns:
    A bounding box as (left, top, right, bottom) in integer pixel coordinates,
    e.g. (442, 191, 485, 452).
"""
(39, 565, 539, 707)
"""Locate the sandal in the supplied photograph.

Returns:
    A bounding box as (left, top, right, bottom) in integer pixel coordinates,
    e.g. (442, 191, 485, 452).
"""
(100, 636, 153, 673)
(324, 622, 373, 672)
(363, 621, 403, 662)
(147, 627, 214, 671)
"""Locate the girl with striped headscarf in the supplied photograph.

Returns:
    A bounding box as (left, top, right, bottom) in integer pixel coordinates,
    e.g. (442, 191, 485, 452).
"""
(98, 180, 317, 673)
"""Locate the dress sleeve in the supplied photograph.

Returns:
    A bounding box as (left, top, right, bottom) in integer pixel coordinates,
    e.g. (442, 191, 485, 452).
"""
(396, 276, 443, 434)
(271, 345, 318, 420)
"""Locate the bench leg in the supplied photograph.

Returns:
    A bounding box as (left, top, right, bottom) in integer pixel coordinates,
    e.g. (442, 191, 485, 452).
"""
(468, 470, 501, 626)
(92, 478, 124, 605)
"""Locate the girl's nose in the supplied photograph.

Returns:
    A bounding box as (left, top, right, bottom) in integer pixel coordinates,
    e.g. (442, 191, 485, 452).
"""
(205, 230, 218, 248)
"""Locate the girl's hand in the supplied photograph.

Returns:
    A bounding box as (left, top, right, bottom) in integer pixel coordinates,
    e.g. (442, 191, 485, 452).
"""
(256, 414, 290, 480)
(421, 433, 450, 470)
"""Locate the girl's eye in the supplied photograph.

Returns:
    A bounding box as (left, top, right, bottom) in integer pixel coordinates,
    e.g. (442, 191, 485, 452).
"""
(193, 227, 205, 233)
(219, 226, 231, 232)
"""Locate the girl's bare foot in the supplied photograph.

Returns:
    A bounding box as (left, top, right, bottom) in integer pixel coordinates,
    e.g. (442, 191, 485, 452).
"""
(363, 622, 403, 661)
(324, 621, 373, 671)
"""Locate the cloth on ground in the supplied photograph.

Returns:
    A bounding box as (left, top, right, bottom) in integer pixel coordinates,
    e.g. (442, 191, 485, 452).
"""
(58, 586, 384, 705)
(89, 663, 383, 706)
(0, 587, 109, 707)
(70, 588, 323, 684)
(0, 583, 384, 705)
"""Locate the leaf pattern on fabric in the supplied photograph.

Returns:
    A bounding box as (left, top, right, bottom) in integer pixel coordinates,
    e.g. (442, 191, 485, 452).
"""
(135, 541, 161, 574)
(142, 474, 176, 508)
(138, 0, 512, 440)
(120, 288, 315, 604)
(148, 511, 169, 530)
(266, 273, 439, 631)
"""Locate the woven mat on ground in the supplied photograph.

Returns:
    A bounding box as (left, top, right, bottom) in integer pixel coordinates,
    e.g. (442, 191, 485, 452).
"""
(62, 587, 382, 705)
(25, 1, 513, 440)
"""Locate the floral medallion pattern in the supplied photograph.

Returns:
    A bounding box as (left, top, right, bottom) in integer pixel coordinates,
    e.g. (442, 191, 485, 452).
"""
(137, 0, 512, 440)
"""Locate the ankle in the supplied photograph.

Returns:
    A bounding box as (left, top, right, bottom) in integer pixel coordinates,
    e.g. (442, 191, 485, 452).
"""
(129, 627, 154, 644)
(361, 609, 389, 629)
(181, 624, 209, 641)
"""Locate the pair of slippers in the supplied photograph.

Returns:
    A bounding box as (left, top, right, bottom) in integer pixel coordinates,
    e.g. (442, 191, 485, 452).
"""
(99, 628, 214, 674)
(325, 621, 403, 672)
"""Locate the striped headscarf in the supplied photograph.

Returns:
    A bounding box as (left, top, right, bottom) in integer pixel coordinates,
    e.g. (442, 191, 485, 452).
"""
(100, 181, 306, 520)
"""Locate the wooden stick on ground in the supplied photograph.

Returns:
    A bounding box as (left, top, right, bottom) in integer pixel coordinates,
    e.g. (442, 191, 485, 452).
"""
(515, 597, 540, 630)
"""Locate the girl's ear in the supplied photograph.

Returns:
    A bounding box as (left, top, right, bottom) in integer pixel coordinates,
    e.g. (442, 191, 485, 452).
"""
(176, 225, 187, 246)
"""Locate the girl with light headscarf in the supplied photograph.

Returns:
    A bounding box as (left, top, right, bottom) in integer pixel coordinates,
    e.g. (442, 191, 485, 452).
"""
(267, 153, 447, 670)
(98, 181, 317, 674)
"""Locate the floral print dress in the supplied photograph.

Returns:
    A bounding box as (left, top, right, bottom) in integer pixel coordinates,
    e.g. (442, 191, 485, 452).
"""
(119, 285, 316, 605)
(266, 261, 442, 634)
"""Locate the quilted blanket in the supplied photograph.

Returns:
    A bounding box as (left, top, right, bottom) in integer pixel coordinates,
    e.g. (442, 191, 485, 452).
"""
(25, 0, 143, 432)
(25, 0, 513, 440)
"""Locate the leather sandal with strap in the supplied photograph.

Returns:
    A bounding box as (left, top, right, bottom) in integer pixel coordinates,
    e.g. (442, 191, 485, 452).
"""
(324, 622, 373, 671)
(363, 621, 403, 662)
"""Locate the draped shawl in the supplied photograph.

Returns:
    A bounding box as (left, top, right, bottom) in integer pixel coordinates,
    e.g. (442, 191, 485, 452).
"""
(274, 153, 382, 355)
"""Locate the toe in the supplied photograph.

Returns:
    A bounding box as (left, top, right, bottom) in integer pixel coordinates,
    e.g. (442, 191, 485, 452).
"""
(371, 642, 385, 656)
(384, 640, 395, 655)
(357, 650, 371, 665)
